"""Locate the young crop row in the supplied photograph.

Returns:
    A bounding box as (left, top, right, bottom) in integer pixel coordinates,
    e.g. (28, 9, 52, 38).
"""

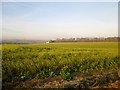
(2, 42, 120, 82)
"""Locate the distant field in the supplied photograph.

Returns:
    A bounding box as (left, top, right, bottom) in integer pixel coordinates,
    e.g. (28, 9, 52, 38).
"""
(2, 42, 120, 86)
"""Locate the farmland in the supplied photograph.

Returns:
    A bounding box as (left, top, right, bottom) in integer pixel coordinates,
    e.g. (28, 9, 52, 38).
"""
(2, 42, 120, 88)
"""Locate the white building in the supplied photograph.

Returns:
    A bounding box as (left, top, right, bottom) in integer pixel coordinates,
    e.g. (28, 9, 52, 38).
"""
(46, 41, 50, 43)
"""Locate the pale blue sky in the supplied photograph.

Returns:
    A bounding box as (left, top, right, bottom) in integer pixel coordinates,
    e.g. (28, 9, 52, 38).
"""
(2, 2, 118, 40)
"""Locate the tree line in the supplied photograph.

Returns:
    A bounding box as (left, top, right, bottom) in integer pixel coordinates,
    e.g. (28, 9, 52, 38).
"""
(49, 37, 120, 42)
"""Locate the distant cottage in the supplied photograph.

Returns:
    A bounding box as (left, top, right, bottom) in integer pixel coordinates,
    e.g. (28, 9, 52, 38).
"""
(46, 40, 55, 43)
(46, 41, 50, 43)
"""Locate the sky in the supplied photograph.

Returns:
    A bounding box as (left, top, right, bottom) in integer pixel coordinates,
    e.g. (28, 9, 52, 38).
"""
(2, 2, 118, 40)
(1, 0, 119, 2)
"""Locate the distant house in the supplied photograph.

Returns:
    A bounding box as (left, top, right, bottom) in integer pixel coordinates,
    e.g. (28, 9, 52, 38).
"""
(46, 40, 55, 43)
(46, 41, 50, 43)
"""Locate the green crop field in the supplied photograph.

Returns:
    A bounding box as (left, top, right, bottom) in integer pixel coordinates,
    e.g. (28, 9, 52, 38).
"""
(2, 42, 120, 87)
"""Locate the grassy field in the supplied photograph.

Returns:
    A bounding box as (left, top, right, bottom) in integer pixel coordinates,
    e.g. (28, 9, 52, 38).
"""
(2, 42, 120, 87)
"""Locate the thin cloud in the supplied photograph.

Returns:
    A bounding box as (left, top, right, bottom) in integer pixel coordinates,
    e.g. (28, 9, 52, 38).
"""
(2, 2, 118, 40)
